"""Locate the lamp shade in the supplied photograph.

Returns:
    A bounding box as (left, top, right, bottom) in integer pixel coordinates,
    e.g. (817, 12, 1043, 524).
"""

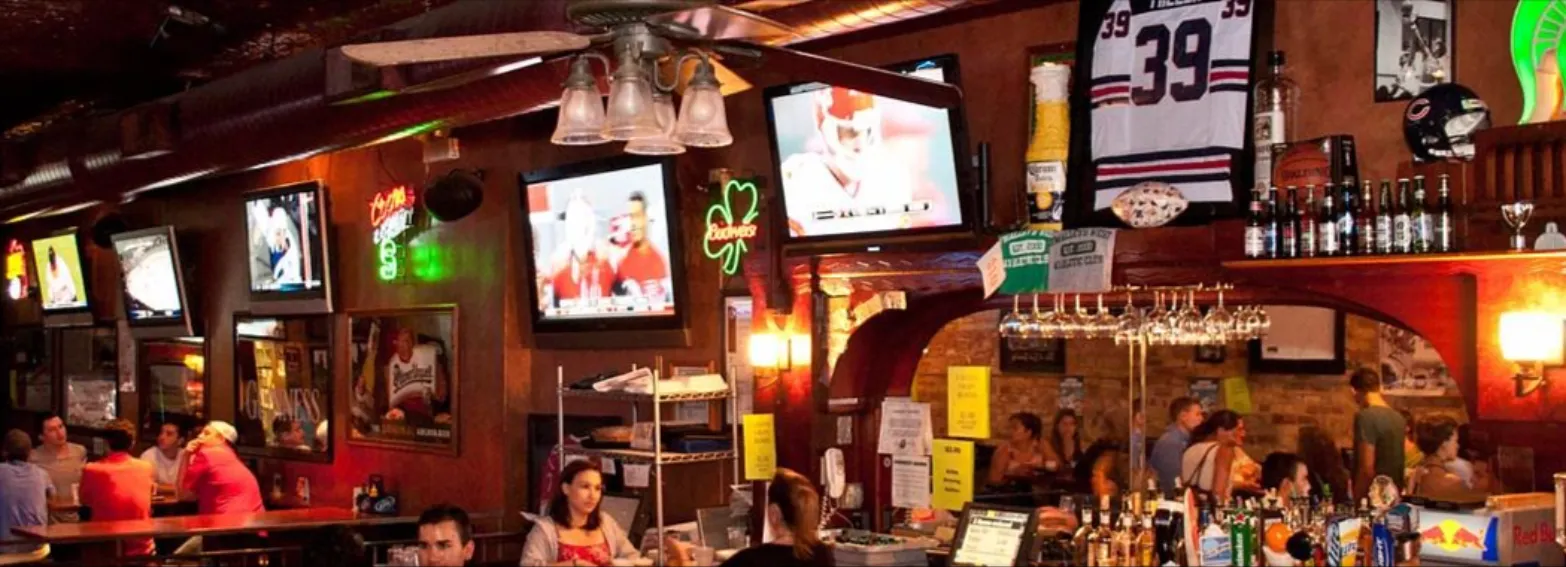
(625, 94, 685, 156)
(1499, 311, 1564, 362)
(749, 332, 782, 369)
(673, 80, 732, 147)
(605, 68, 660, 141)
(551, 84, 608, 146)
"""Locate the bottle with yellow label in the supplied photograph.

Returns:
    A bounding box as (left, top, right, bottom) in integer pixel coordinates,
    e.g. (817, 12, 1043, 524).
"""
(1026, 62, 1070, 230)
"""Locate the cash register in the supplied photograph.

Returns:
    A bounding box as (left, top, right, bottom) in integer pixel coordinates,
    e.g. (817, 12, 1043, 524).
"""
(949, 503, 1039, 567)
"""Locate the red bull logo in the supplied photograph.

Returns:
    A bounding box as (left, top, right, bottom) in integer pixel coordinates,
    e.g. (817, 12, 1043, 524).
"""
(1421, 519, 1487, 553)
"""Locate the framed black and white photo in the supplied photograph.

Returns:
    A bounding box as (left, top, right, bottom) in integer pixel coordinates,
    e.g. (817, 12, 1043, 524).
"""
(1374, 0, 1453, 102)
(1248, 306, 1346, 375)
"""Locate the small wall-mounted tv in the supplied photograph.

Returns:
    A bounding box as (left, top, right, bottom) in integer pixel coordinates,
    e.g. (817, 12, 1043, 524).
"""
(764, 53, 973, 253)
(30, 228, 93, 327)
(518, 155, 689, 349)
(111, 226, 195, 339)
(243, 181, 333, 315)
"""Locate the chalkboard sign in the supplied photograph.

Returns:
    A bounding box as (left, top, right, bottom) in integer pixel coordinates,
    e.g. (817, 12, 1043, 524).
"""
(998, 333, 1066, 373)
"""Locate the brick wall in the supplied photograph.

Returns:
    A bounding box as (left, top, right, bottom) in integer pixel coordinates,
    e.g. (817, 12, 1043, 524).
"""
(910, 310, 1467, 458)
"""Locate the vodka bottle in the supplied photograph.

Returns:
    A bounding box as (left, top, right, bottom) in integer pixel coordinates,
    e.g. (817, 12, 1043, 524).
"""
(1253, 50, 1299, 189)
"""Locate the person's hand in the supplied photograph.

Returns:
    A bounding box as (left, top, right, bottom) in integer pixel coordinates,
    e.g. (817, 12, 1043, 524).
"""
(184, 439, 201, 453)
(662, 537, 693, 565)
(385, 408, 405, 421)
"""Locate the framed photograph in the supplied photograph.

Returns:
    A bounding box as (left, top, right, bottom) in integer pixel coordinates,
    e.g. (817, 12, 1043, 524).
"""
(1058, 376, 1084, 412)
(233, 314, 333, 462)
(1248, 306, 1346, 375)
(1195, 344, 1227, 364)
(1374, 0, 1453, 102)
(1189, 378, 1220, 413)
(347, 306, 458, 454)
(999, 333, 1066, 374)
(1377, 321, 1456, 397)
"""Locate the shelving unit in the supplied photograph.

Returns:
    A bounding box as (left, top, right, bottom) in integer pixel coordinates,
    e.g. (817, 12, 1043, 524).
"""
(555, 364, 739, 562)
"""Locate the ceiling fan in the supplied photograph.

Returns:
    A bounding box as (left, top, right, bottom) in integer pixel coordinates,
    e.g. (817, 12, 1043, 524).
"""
(328, 0, 962, 114)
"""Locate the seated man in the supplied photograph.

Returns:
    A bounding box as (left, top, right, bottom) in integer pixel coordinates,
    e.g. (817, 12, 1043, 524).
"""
(271, 416, 310, 452)
(29, 413, 85, 524)
(174, 421, 264, 555)
(79, 420, 155, 556)
(0, 429, 52, 564)
(139, 420, 186, 495)
(417, 504, 474, 567)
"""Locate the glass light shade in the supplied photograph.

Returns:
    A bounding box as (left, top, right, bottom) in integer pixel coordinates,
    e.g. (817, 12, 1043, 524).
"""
(604, 72, 660, 141)
(624, 95, 685, 155)
(1500, 311, 1564, 362)
(749, 333, 781, 369)
(673, 81, 732, 147)
(787, 332, 810, 367)
(550, 84, 608, 146)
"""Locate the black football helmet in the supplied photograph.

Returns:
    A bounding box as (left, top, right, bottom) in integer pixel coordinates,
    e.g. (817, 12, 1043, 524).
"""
(1403, 83, 1491, 163)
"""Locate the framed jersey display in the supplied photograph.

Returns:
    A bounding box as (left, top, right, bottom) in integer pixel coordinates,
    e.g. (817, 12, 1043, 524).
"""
(1065, 0, 1260, 228)
(348, 306, 458, 455)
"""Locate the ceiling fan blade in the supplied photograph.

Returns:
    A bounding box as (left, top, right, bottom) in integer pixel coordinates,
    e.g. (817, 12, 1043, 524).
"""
(647, 4, 799, 44)
(339, 31, 591, 66)
(715, 42, 962, 109)
(661, 54, 753, 97)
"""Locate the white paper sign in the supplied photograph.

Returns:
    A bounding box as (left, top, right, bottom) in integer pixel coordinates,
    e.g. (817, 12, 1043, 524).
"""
(1048, 228, 1116, 292)
(602, 458, 618, 475)
(624, 463, 651, 488)
(978, 240, 1005, 299)
(877, 400, 932, 456)
(836, 415, 854, 446)
(892, 456, 932, 509)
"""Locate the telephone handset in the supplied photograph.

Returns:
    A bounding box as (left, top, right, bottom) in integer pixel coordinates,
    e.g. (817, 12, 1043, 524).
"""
(822, 448, 846, 499)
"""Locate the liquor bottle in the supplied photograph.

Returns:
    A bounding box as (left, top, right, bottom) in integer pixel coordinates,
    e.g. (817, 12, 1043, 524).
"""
(1253, 50, 1299, 189)
(1096, 496, 1115, 567)
(1200, 503, 1235, 567)
(1374, 180, 1394, 255)
(1231, 505, 1255, 567)
(1281, 187, 1299, 258)
(1338, 181, 1358, 257)
(1076, 506, 1096, 565)
(1357, 180, 1376, 255)
(1435, 173, 1454, 252)
(1265, 187, 1281, 259)
(1411, 175, 1431, 253)
(1113, 503, 1135, 567)
(1146, 477, 1161, 518)
(1319, 190, 1339, 256)
(1300, 186, 1318, 258)
(1245, 188, 1266, 259)
(1357, 499, 1374, 567)
(1394, 178, 1413, 254)
(1138, 509, 1157, 567)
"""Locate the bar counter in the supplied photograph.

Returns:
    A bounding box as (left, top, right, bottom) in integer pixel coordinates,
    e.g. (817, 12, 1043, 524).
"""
(10, 507, 417, 545)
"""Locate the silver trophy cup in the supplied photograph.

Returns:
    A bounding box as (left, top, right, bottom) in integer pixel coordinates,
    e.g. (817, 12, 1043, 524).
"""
(1503, 201, 1536, 251)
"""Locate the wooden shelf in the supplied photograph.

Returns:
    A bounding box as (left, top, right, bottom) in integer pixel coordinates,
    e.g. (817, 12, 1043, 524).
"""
(1222, 250, 1566, 277)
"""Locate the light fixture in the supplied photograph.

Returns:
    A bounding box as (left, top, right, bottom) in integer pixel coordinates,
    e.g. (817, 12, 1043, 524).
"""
(748, 326, 810, 371)
(551, 56, 610, 146)
(673, 55, 733, 148)
(1499, 310, 1563, 396)
(604, 48, 661, 141)
(625, 93, 685, 155)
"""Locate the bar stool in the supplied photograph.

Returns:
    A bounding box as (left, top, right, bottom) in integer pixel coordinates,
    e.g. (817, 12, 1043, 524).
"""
(0, 544, 50, 566)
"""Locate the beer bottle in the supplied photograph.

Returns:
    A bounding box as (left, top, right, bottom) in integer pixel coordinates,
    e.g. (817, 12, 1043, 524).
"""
(1300, 186, 1318, 258)
(1436, 174, 1455, 252)
(1411, 175, 1431, 254)
(1338, 181, 1357, 257)
(1394, 178, 1413, 254)
(1282, 187, 1299, 258)
(1357, 180, 1376, 255)
(1319, 188, 1339, 256)
(1374, 180, 1394, 255)
(1246, 187, 1266, 259)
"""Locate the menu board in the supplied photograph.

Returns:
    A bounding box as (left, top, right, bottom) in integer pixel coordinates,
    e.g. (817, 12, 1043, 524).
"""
(952, 504, 1035, 567)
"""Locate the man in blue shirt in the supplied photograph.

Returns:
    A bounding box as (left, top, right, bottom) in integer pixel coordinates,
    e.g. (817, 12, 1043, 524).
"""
(0, 429, 52, 561)
(1150, 397, 1205, 495)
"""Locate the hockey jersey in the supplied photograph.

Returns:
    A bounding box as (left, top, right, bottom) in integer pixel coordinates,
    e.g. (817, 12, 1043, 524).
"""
(1089, 0, 1254, 210)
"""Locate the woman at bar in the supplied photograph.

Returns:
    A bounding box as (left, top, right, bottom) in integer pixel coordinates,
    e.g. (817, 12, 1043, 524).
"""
(666, 468, 832, 567)
(1297, 426, 1351, 500)
(987, 412, 1046, 485)
(1407, 417, 1487, 500)
(1180, 410, 1242, 501)
(1041, 410, 1082, 474)
(522, 460, 667, 567)
(1260, 452, 1311, 506)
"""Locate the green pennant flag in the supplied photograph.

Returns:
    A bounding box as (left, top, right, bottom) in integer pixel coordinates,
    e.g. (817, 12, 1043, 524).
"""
(993, 230, 1053, 296)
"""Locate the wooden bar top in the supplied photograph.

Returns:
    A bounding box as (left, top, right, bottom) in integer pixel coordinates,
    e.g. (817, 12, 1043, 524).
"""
(11, 508, 416, 544)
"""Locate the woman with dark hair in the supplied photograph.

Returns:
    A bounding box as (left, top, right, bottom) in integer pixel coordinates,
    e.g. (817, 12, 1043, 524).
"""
(1042, 410, 1083, 473)
(1407, 417, 1485, 500)
(1260, 452, 1311, 505)
(667, 468, 832, 567)
(1074, 440, 1125, 500)
(1180, 410, 1243, 501)
(1297, 426, 1351, 501)
(988, 412, 1046, 484)
(522, 460, 666, 566)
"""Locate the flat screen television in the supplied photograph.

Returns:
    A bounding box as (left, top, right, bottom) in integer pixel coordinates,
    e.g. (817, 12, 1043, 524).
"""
(29, 229, 93, 327)
(765, 54, 972, 253)
(518, 156, 689, 348)
(111, 226, 195, 338)
(243, 181, 333, 315)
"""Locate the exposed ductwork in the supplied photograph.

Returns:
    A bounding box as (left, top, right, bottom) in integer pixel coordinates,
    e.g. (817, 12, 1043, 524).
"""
(0, 0, 995, 219)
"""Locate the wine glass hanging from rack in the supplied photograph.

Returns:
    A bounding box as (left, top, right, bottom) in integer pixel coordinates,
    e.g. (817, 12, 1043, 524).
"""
(996, 284, 1268, 345)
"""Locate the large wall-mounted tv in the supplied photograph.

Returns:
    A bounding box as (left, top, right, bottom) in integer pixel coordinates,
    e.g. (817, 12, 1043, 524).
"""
(111, 226, 195, 338)
(518, 156, 689, 349)
(30, 229, 93, 327)
(243, 181, 333, 315)
(765, 54, 972, 253)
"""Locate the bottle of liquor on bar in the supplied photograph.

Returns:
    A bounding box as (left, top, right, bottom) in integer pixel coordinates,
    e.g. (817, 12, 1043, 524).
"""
(1265, 187, 1281, 259)
(1436, 173, 1455, 252)
(1357, 180, 1376, 255)
(1246, 188, 1266, 259)
(1281, 187, 1299, 258)
(1357, 498, 1374, 567)
(1076, 506, 1096, 565)
(1253, 50, 1298, 189)
(1145, 477, 1161, 518)
(1113, 501, 1135, 567)
(1375, 180, 1394, 255)
(1393, 178, 1413, 254)
(1096, 496, 1115, 566)
(1338, 181, 1358, 257)
(1411, 175, 1431, 254)
(1300, 186, 1318, 258)
(1319, 189, 1339, 256)
(1200, 502, 1235, 567)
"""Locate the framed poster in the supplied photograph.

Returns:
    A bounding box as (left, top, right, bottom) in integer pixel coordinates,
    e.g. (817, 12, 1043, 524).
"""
(1189, 378, 1220, 413)
(1374, 0, 1453, 102)
(1195, 344, 1227, 364)
(234, 314, 332, 462)
(999, 333, 1066, 374)
(1058, 376, 1084, 412)
(1248, 306, 1346, 375)
(348, 306, 458, 454)
(1377, 321, 1455, 396)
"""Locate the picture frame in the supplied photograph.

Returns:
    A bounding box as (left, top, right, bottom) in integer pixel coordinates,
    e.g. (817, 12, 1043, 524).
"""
(233, 313, 334, 463)
(347, 306, 459, 455)
(1195, 344, 1227, 364)
(998, 333, 1066, 374)
(1248, 306, 1346, 375)
(1373, 0, 1453, 102)
(139, 337, 209, 446)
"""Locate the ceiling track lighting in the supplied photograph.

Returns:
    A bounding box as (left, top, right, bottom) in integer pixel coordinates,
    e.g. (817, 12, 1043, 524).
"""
(550, 42, 732, 154)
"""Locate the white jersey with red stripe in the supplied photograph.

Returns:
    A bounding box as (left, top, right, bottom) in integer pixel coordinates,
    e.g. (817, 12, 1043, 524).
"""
(1089, 0, 1254, 210)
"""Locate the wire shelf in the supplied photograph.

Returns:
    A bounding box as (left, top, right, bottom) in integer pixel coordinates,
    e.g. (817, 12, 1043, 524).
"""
(563, 446, 735, 465)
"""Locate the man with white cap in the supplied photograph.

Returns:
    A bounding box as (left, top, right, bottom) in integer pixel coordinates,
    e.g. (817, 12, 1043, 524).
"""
(177, 421, 263, 515)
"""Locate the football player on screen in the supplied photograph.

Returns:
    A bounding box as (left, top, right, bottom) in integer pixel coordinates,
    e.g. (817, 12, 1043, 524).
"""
(545, 194, 614, 310)
(610, 192, 670, 306)
(780, 87, 915, 237)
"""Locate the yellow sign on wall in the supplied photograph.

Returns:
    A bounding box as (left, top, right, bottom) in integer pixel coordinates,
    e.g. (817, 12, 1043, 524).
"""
(932, 439, 974, 511)
(742, 414, 776, 480)
(947, 366, 991, 439)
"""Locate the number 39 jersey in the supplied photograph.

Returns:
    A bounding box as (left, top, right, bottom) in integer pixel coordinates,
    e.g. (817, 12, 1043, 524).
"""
(1089, 0, 1254, 210)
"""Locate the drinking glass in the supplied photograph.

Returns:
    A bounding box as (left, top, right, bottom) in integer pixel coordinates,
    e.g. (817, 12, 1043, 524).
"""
(1204, 289, 1237, 344)
(1018, 294, 1043, 345)
(1115, 293, 1142, 345)
(1092, 294, 1117, 339)
(1176, 290, 1205, 345)
(1145, 292, 1172, 345)
(1242, 306, 1267, 340)
(388, 545, 421, 566)
(998, 295, 1025, 338)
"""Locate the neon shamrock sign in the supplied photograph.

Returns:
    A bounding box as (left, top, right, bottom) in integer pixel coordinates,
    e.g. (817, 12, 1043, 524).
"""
(703, 178, 761, 276)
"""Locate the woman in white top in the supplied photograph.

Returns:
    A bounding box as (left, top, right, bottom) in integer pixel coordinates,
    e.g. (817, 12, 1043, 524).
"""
(1181, 410, 1244, 502)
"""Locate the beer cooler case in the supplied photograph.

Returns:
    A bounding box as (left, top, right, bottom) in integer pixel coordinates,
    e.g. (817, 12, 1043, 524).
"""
(1410, 493, 1562, 566)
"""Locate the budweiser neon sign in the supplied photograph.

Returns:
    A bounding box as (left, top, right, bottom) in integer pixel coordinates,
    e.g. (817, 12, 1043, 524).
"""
(702, 178, 761, 276)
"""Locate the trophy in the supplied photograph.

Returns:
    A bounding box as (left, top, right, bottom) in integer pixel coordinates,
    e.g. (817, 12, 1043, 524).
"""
(1503, 201, 1536, 251)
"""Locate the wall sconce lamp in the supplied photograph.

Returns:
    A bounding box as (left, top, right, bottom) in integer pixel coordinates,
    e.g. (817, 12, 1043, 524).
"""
(1499, 311, 1563, 396)
(748, 326, 810, 372)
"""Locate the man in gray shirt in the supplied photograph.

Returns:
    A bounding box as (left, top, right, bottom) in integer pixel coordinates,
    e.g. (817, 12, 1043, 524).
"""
(0, 429, 52, 559)
(29, 414, 85, 523)
(1150, 397, 1204, 495)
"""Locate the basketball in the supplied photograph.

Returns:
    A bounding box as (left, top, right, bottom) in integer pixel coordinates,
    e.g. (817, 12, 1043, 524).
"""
(1272, 143, 1333, 188)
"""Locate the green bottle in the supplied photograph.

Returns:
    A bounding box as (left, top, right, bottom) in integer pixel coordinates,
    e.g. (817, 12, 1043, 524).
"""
(1230, 502, 1255, 567)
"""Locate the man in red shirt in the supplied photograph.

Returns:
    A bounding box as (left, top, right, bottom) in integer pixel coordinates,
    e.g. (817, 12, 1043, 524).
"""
(178, 421, 263, 515)
(613, 192, 671, 309)
(78, 419, 154, 556)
